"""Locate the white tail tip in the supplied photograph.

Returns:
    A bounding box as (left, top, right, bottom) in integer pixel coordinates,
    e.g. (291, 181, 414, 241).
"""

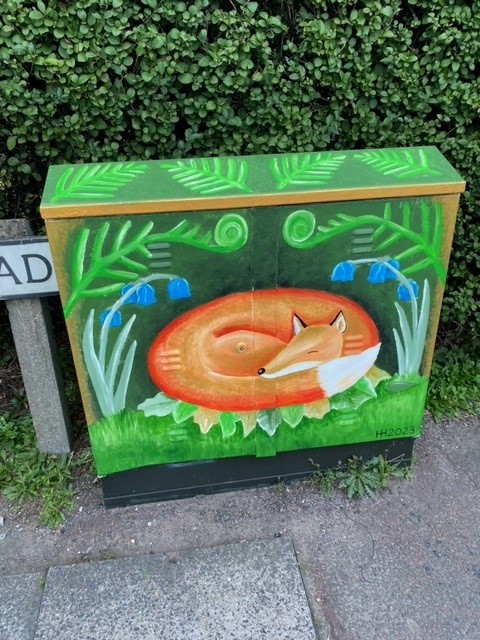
(317, 343, 382, 398)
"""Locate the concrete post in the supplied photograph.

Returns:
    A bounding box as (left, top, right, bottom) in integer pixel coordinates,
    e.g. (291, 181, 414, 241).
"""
(0, 219, 72, 453)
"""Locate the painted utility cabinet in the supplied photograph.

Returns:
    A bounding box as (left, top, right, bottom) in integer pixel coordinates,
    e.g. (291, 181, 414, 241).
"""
(41, 147, 465, 506)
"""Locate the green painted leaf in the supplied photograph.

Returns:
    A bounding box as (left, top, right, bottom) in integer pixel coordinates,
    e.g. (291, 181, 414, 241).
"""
(219, 412, 238, 438)
(353, 377, 377, 398)
(280, 405, 304, 428)
(354, 149, 442, 179)
(138, 393, 178, 417)
(51, 162, 148, 203)
(330, 378, 377, 411)
(172, 402, 197, 424)
(160, 158, 252, 194)
(257, 409, 281, 436)
(271, 153, 346, 190)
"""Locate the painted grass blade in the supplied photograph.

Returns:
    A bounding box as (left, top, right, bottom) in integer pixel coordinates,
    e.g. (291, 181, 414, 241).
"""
(392, 328, 407, 375)
(394, 302, 414, 372)
(82, 311, 114, 416)
(113, 340, 137, 413)
(411, 280, 431, 372)
(105, 315, 137, 392)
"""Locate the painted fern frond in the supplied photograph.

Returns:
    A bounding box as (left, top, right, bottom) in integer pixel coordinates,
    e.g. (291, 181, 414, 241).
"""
(270, 153, 346, 190)
(160, 158, 252, 194)
(65, 221, 154, 318)
(354, 149, 442, 179)
(283, 203, 446, 282)
(71, 228, 90, 287)
(51, 162, 148, 203)
(148, 213, 249, 254)
(65, 214, 249, 318)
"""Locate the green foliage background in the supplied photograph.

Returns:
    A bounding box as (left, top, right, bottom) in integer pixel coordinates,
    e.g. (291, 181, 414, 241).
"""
(1, 0, 479, 344)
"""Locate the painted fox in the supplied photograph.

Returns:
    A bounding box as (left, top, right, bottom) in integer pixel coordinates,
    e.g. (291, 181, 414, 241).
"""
(148, 289, 381, 413)
(257, 311, 381, 398)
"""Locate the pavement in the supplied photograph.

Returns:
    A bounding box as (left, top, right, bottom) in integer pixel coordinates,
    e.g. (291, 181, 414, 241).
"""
(1, 414, 479, 640)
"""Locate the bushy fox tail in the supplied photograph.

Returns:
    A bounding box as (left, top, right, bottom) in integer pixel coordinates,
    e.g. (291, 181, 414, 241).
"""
(317, 343, 382, 397)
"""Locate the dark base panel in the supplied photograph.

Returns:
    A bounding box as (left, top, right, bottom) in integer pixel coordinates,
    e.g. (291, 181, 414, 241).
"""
(101, 438, 415, 508)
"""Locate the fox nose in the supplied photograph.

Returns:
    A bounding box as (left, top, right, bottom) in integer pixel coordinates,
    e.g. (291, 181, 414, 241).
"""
(257, 367, 265, 375)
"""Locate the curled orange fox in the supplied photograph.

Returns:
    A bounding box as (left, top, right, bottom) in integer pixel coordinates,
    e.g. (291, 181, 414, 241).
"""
(257, 310, 381, 398)
(258, 311, 347, 378)
(148, 289, 381, 413)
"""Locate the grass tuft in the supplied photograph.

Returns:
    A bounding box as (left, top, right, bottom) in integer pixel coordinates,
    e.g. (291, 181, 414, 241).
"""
(0, 412, 92, 528)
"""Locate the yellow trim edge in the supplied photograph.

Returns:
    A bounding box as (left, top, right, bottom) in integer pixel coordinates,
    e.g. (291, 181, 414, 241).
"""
(40, 181, 466, 220)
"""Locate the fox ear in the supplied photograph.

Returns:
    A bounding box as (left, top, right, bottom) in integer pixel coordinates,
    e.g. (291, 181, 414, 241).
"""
(292, 314, 308, 335)
(330, 311, 347, 333)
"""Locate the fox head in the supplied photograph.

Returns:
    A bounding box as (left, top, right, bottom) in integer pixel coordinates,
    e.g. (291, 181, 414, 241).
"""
(257, 311, 347, 379)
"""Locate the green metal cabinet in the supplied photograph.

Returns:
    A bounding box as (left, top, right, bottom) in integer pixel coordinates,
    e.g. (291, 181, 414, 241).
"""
(41, 147, 465, 506)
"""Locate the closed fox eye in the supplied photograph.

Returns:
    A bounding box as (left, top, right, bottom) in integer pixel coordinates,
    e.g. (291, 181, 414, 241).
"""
(307, 350, 319, 354)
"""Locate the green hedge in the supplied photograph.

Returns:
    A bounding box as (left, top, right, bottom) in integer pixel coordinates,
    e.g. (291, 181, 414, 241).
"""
(1, 0, 478, 342)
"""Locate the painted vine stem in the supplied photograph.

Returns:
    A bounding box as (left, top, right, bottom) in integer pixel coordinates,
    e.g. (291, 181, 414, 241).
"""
(64, 213, 248, 318)
(283, 203, 446, 283)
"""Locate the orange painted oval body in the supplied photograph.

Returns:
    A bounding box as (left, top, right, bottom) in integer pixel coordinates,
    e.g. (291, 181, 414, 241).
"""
(147, 289, 379, 412)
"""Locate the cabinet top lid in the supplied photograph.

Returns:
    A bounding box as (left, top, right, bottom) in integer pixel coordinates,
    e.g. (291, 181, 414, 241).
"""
(40, 146, 465, 219)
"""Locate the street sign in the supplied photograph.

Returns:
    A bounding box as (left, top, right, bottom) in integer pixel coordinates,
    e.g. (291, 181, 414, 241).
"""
(0, 237, 58, 300)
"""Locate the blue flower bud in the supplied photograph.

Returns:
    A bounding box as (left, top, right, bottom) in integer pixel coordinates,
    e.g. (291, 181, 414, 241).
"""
(121, 283, 157, 307)
(330, 261, 355, 282)
(384, 259, 400, 281)
(397, 280, 419, 302)
(100, 309, 122, 327)
(121, 284, 138, 305)
(167, 277, 191, 300)
(135, 284, 157, 307)
(367, 262, 387, 284)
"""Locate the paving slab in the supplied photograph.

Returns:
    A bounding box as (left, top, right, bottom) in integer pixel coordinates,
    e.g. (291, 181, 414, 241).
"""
(291, 415, 480, 640)
(0, 573, 44, 640)
(33, 538, 316, 640)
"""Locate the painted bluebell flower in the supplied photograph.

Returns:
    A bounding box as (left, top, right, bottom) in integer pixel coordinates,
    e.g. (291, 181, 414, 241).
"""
(123, 283, 157, 307)
(167, 277, 191, 300)
(121, 283, 157, 307)
(100, 309, 122, 327)
(121, 284, 137, 304)
(330, 261, 355, 282)
(367, 262, 387, 284)
(397, 280, 419, 302)
(384, 259, 400, 281)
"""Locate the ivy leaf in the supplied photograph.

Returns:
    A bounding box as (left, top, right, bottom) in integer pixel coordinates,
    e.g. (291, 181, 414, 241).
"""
(280, 405, 304, 428)
(172, 402, 197, 424)
(160, 158, 252, 194)
(138, 393, 177, 417)
(219, 412, 238, 438)
(51, 162, 148, 203)
(257, 409, 281, 436)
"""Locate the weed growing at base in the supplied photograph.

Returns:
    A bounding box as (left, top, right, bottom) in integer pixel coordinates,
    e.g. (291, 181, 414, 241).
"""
(310, 454, 413, 499)
(0, 413, 91, 528)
